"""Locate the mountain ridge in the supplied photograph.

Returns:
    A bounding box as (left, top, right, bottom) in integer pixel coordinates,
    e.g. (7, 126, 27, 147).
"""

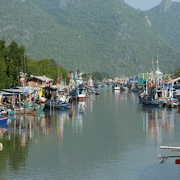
(146, 0, 180, 50)
(0, 0, 179, 77)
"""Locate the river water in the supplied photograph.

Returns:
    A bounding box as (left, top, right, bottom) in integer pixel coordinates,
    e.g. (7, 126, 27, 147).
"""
(1, 88, 180, 180)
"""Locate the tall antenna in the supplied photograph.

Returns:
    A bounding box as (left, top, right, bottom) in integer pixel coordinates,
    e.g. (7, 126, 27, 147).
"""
(151, 52, 154, 71)
(156, 52, 159, 69)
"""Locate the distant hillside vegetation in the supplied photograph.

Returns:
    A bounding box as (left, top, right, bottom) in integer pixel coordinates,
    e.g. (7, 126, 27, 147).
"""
(146, 0, 180, 50)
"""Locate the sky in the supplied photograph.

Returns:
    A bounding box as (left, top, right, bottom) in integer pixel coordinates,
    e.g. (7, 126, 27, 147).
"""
(124, 0, 180, 10)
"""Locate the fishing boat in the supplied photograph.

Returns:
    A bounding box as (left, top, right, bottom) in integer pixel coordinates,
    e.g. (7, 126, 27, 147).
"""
(69, 86, 78, 99)
(45, 99, 72, 110)
(14, 100, 45, 115)
(166, 97, 179, 108)
(112, 83, 120, 90)
(0, 123, 8, 132)
(69, 73, 78, 99)
(0, 105, 8, 116)
(76, 73, 87, 101)
(77, 84, 87, 101)
(77, 93, 86, 102)
(138, 84, 164, 106)
(0, 116, 8, 124)
(39, 96, 48, 103)
(15, 108, 39, 115)
(140, 95, 160, 106)
(94, 89, 100, 95)
(87, 77, 94, 95)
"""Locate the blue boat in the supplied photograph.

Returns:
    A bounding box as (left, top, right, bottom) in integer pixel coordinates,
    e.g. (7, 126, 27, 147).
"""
(0, 116, 8, 124)
(69, 88, 78, 99)
(45, 100, 72, 110)
(0, 123, 8, 130)
(174, 85, 180, 89)
(140, 96, 160, 106)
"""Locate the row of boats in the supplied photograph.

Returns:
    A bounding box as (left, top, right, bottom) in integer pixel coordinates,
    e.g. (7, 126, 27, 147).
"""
(111, 66, 180, 108)
(138, 84, 180, 108)
(0, 73, 102, 126)
(118, 80, 180, 108)
(112, 82, 180, 108)
(1, 65, 180, 126)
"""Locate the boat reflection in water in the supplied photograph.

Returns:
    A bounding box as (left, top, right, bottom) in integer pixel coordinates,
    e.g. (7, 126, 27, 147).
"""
(43, 109, 74, 141)
(44, 101, 88, 141)
(7, 111, 46, 143)
(0, 111, 48, 170)
(5, 109, 75, 146)
(140, 106, 175, 142)
(56, 109, 74, 142)
(71, 101, 87, 133)
(0, 100, 90, 173)
(78, 102, 86, 113)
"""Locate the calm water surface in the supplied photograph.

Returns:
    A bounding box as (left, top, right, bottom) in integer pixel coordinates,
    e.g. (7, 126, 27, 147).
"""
(1, 88, 180, 180)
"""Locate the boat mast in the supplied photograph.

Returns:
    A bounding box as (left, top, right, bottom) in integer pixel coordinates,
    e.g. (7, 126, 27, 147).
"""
(151, 56, 154, 85)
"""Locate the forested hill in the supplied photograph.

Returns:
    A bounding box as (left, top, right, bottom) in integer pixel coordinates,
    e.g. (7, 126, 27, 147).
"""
(146, 0, 180, 50)
(0, 0, 179, 77)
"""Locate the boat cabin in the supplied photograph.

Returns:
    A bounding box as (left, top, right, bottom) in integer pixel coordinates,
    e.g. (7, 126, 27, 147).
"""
(28, 75, 53, 88)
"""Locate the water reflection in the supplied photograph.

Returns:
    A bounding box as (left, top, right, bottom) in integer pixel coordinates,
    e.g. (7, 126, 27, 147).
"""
(139, 105, 176, 146)
(71, 101, 87, 133)
(0, 110, 70, 172)
(141, 106, 174, 132)
(2, 90, 180, 179)
(44, 109, 73, 140)
(110, 90, 137, 102)
(43, 100, 91, 138)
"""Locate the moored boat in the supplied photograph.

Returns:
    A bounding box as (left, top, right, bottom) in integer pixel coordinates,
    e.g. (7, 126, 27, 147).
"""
(112, 83, 120, 90)
(140, 96, 160, 106)
(166, 97, 179, 108)
(39, 96, 48, 103)
(94, 89, 100, 95)
(0, 123, 8, 132)
(77, 94, 86, 102)
(0, 116, 8, 124)
(15, 108, 38, 115)
(0, 105, 8, 116)
(45, 99, 72, 110)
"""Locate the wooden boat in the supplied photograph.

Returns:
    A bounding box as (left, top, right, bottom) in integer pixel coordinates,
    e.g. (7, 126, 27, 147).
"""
(77, 94, 86, 101)
(15, 108, 38, 115)
(139, 91, 161, 106)
(14, 101, 44, 115)
(140, 96, 160, 106)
